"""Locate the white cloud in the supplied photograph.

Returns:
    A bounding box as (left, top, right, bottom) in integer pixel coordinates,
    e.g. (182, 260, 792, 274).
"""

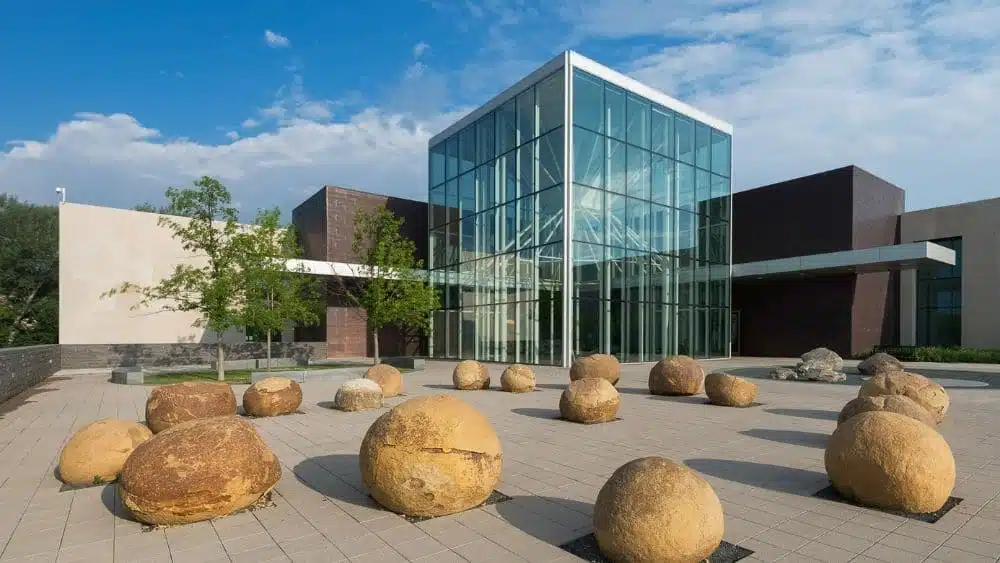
(264, 30, 291, 48)
(241, 118, 260, 129)
(225, 131, 240, 141)
(413, 41, 430, 58)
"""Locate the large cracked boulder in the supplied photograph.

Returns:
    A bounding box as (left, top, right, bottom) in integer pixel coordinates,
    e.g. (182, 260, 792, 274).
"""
(838, 395, 936, 427)
(120, 416, 281, 525)
(858, 371, 949, 423)
(794, 347, 846, 382)
(858, 352, 904, 376)
(704, 373, 758, 407)
(560, 378, 620, 424)
(825, 411, 955, 513)
(570, 354, 620, 386)
(649, 355, 705, 396)
(365, 364, 402, 398)
(58, 419, 153, 486)
(334, 379, 384, 412)
(500, 364, 535, 393)
(594, 457, 724, 563)
(453, 360, 490, 390)
(145, 382, 237, 433)
(359, 395, 502, 518)
(243, 377, 302, 417)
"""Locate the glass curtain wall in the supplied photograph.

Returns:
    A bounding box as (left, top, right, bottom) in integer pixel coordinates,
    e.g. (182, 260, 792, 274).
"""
(570, 68, 732, 361)
(428, 69, 566, 365)
(916, 237, 962, 347)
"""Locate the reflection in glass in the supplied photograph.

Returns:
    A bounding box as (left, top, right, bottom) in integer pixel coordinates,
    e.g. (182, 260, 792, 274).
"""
(626, 94, 651, 149)
(606, 86, 626, 141)
(573, 185, 604, 244)
(537, 185, 563, 244)
(650, 204, 672, 254)
(459, 172, 475, 217)
(459, 126, 476, 174)
(695, 123, 711, 171)
(497, 99, 516, 155)
(431, 143, 446, 186)
(606, 193, 626, 248)
(676, 163, 696, 212)
(710, 130, 731, 177)
(446, 136, 459, 179)
(517, 88, 536, 146)
(502, 151, 517, 202)
(651, 154, 673, 206)
(537, 70, 564, 135)
(574, 127, 604, 188)
(518, 195, 534, 249)
(607, 139, 626, 193)
(651, 107, 673, 157)
(538, 129, 563, 190)
(477, 113, 495, 165)
(518, 142, 535, 196)
(676, 116, 694, 164)
(626, 197, 650, 251)
(626, 145, 650, 200)
(573, 70, 604, 133)
(477, 163, 496, 211)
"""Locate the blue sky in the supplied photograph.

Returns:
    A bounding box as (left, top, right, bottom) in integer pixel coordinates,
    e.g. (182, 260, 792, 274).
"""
(1, 0, 998, 218)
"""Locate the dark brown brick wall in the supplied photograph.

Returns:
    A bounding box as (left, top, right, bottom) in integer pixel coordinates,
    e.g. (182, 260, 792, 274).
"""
(321, 185, 429, 265)
(291, 187, 329, 262)
(60, 342, 327, 369)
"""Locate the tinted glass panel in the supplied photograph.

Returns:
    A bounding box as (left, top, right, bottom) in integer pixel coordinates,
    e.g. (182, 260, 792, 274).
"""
(459, 126, 476, 174)
(606, 86, 626, 141)
(626, 94, 651, 149)
(695, 123, 711, 171)
(676, 163, 696, 212)
(537, 185, 563, 244)
(651, 107, 673, 157)
(710, 130, 730, 176)
(607, 139, 626, 193)
(537, 70, 564, 135)
(676, 116, 694, 164)
(517, 88, 536, 145)
(497, 100, 516, 155)
(573, 184, 604, 244)
(431, 143, 446, 186)
(446, 136, 459, 179)
(627, 145, 650, 200)
(651, 154, 673, 206)
(538, 128, 563, 190)
(518, 142, 535, 196)
(573, 127, 604, 188)
(477, 114, 495, 165)
(573, 70, 604, 133)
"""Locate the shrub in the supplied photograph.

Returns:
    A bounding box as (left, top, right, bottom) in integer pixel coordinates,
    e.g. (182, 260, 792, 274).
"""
(863, 346, 1000, 364)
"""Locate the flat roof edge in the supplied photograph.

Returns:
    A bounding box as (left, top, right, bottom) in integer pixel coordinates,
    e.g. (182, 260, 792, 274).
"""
(732, 242, 956, 279)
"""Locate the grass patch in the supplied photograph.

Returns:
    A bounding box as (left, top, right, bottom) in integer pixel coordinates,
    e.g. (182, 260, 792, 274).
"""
(865, 346, 1000, 364)
(142, 361, 370, 385)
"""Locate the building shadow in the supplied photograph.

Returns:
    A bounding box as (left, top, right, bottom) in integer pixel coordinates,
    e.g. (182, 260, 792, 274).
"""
(293, 455, 374, 508)
(740, 429, 829, 449)
(423, 384, 458, 390)
(533, 383, 568, 391)
(647, 395, 710, 404)
(494, 495, 593, 546)
(685, 458, 828, 496)
(511, 408, 561, 420)
(765, 408, 840, 421)
(0, 377, 67, 420)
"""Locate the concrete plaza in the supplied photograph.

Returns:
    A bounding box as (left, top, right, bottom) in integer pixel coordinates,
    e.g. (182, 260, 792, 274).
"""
(0, 358, 998, 563)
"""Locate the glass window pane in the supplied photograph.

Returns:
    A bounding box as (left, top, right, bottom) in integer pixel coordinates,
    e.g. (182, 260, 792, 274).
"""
(430, 226, 446, 269)
(573, 126, 604, 188)
(518, 194, 534, 249)
(709, 308, 729, 358)
(446, 136, 459, 179)
(606, 86, 626, 141)
(572, 184, 604, 244)
(446, 222, 459, 265)
(676, 163, 696, 212)
(610, 300, 624, 356)
(650, 254, 675, 304)
(461, 308, 476, 357)
(446, 179, 459, 223)
(651, 203, 672, 254)
(710, 264, 730, 306)
(477, 207, 496, 257)
(477, 113, 495, 165)
(573, 242, 603, 301)
(501, 151, 517, 202)
(518, 300, 537, 363)
(606, 192, 626, 248)
(432, 310, 447, 357)
(431, 143, 447, 186)
(696, 168, 711, 217)
(461, 215, 476, 262)
(539, 242, 563, 292)
(710, 130, 731, 177)
(518, 142, 535, 196)
(477, 256, 495, 305)
(430, 184, 446, 227)
(626, 197, 650, 251)
(651, 107, 673, 157)
(446, 265, 459, 309)
(626, 250, 648, 303)
(626, 301, 642, 362)
(517, 248, 536, 302)
(537, 185, 564, 244)
(627, 145, 650, 200)
(460, 263, 476, 308)
(573, 70, 604, 133)
(626, 94, 651, 149)
(497, 100, 516, 155)
(695, 123, 711, 171)
(459, 126, 476, 174)
(651, 154, 673, 206)
(477, 163, 496, 211)
(459, 172, 475, 217)
(517, 88, 536, 145)
(537, 70, 564, 135)
(607, 138, 626, 193)
(697, 215, 710, 262)
(710, 174, 730, 221)
(575, 299, 605, 355)
(677, 211, 696, 262)
(500, 202, 516, 253)
(538, 128, 563, 190)
(539, 290, 562, 365)
(710, 221, 729, 264)
(608, 246, 626, 302)
(676, 116, 694, 164)
(696, 263, 709, 306)
(497, 253, 515, 303)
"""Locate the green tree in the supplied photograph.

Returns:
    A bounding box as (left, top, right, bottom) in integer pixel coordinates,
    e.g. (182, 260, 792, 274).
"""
(0, 195, 59, 347)
(105, 177, 244, 380)
(235, 208, 323, 370)
(338, 205, 438, 363)
(134, 201, 187, 216)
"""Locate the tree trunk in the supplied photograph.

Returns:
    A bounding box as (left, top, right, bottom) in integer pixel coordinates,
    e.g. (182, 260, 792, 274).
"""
(373, 329, 380, 365)
(266, 330, 272, 371)
(216, 336, 225, 381)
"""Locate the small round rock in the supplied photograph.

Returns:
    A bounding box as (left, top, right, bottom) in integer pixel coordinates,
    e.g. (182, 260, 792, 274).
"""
(334, 379, 384, 412)
(500, 364, 536, 393)
(145, 382, 237, 433)
(570, 353, 621, 386)
(243, 377, 302, 417)
(857, 352, 904, 376)
(705, 372, 758, 407)
(838, 395, 936, 427)
(649, 355, 705, 396)
(560, 378, 620, 424)
(365, 364, 403, 398)
(858, 371, 949, 423)
(453, 360, 490, 390)
(58, 419, 153, 486)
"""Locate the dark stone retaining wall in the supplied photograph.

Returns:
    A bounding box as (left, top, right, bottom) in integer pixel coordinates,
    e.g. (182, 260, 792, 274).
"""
(0, 345, 61, 405)
(60, 342, 328, 370)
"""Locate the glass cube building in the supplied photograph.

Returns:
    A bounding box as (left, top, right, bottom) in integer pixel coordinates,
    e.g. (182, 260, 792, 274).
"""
(427, 51, 733, 366)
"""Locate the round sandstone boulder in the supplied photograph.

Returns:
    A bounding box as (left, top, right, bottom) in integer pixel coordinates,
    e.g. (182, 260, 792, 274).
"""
(58, 419, 153, 486)
(858, 371, 949, 423)
(569, 354, 620, 386)
(359, 395, 502, 518)
(704, 373, 758, 407)
(243, 377, 302, 417)
(649, 355, 705, 396)
(594, 457, 724, 563)
(560, 378, 620, 424)
(120, 416, 281, 525)
(145, 382, 237, 434)
(857, 352, 904, 376)
(838, 395, 936, 427)
(453, 360, 490, 390)
(334, 379, 384, 412)
(500, 364, 535, 393)
(826, 411, 955, 513)
(365, 364, 402, 398)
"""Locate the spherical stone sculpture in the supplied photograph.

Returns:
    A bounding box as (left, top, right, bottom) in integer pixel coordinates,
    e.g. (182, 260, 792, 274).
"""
(569, 354, 620, 386)
(704, 372, 758, 407)
(453, 360, 490, 390)
(500, 364, 535, 393)
(145, 382, 237, 434)
(58, 419, 153, 486)
(365, 364, 402, 398)
(120, 416, 281, 525)
(594, 457, 724, 563)
(825, 411, 955, 513)
(243, 377, 302, 417)
(359, 395, 502, 518)
(838, 395, 936, 427)
(857, 352, 904, 376)
(858, 371, 949, 423)
(649, 355, 705, 396)
(334, 379, 384, 412)
(560, 378, 620, 424)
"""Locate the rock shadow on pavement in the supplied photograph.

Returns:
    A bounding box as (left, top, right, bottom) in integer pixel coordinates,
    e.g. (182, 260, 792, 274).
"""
(685, 459, 828, 496)
(740, 429, 830, 449)
(494, 495, 594, 546)
(293, 454, 374, 509)
(765, 408, 839, 421)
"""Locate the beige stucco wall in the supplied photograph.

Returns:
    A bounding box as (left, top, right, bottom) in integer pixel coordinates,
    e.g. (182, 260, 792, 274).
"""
(900, 197, 1000, 349)
(59, 203, 291, 345)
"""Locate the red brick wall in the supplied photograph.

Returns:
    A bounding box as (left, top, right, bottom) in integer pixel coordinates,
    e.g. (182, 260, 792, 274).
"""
(326, 307, 368, 358)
